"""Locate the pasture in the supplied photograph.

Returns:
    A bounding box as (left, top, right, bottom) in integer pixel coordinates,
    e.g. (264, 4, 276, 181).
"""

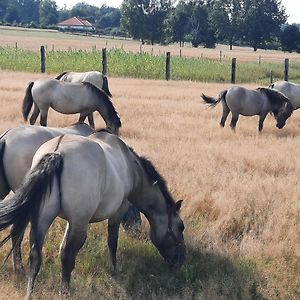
(0, 70, 299, 299)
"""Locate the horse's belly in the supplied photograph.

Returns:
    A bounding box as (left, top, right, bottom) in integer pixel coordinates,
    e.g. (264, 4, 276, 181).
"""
(50, 102, 83, 114)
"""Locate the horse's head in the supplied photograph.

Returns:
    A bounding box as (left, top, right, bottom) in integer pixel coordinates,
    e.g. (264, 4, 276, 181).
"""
(106, 118, 121, 135)
(275, 101, 293, 129)
(149, 200, 186, 268)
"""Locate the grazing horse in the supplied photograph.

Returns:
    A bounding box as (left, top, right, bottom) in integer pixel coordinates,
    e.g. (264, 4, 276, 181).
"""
(0, 130, 185, 299)
(201, 86, 293, 132)
(56, 71, 112, 128)
(22, 79, 121, 133)
(0, 124, 141, 275)
(270, 81, 300, 110)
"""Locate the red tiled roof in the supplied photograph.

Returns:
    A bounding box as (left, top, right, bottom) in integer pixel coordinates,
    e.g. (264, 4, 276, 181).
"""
(58, 17, 93, 27)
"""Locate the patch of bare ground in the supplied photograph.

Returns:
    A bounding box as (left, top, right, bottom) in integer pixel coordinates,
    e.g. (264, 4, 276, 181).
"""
(0, 71, 299, 299)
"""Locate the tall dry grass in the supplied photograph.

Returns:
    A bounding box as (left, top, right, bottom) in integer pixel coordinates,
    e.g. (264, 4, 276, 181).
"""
(0, 71, 299, 299)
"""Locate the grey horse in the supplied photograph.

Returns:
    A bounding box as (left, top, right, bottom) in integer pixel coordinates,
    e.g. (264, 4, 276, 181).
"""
(202, 86, 293, 132)
(56, 71, 112, 128)
(0, 124, 141, 276)
(22, 79, 121, 133)
(270, 81, 300, 110)
(0, 130, 185, 299)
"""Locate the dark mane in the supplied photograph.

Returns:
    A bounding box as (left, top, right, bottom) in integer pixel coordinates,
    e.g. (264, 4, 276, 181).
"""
(55, 71, 68, 80)
(139, 156, 175, 207)
(257, 87, 289, 106)
(82, 82, 121, 127)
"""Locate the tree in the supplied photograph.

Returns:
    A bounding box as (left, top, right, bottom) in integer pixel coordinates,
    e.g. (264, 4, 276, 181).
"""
(164, 1, 191, 46)
(187, 1, 216, 48)
(121, 0, 171, 44)
(209, 0, 242, 50)
(241, 0, 287, 51)
(39, 0, 58, 27)
(281, 24, 300, 52)
(18, 0, 40, 24)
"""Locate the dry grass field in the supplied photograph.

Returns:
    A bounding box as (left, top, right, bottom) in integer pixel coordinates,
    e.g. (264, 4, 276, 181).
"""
(0, 70, 299, 299)
(1, 25, 300, 63)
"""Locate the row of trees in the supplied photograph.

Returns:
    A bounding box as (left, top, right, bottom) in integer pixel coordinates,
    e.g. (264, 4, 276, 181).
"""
(0, 0, 120, 32)
(121, 0, 288, 51)
(0, 0, 299, 52)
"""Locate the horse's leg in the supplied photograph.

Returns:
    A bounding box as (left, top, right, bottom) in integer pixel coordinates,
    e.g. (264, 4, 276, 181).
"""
(26, 217, 54, 300)
(39, 109, 48, 127)
(29, 104, 40, 125)
(107, 201, 130, 274)
(230, 113, 239, 131)
(87, 113, 95, 129)
(220, 101, 230, 127)
(11, 222, 25, 275)
(60, 223, 87, 296)
(78, 113, 87, 123)
(258, 112, 268, 132)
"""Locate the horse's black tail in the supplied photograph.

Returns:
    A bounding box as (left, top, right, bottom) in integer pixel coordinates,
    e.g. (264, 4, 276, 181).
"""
(55, 71, 68, 80)
(269, 83, 275, 89)
(201, 90, 228, 108)
(22, 81, 34, 121)
(102, 75, 112, 97)
(0, 153, 63, 241)
(0, 137, 10, 200)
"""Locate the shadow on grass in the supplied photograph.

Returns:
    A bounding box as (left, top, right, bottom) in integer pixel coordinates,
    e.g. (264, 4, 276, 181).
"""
(115, 243, 266, 300)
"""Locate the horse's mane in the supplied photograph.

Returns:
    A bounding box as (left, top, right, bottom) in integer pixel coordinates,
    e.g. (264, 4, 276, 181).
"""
(82, 82, 121, 127)
(55, 71, 68, 80)
(138, 155, 175, 207)
(257, 88, 289, 106)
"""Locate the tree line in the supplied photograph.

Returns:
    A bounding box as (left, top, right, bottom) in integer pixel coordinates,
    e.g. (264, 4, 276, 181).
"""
(0, 0, 299, 52)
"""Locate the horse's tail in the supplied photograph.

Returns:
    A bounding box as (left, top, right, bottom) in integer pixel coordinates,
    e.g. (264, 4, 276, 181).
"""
(102, 75, 112, 97)
(269, 83, 275, 89)
(22, 81, 34, 121)
(201, 90, 227, 108)
(0, 137, 10, 200)
(55, 71, 68, 80)
(0, 153, 63, 242)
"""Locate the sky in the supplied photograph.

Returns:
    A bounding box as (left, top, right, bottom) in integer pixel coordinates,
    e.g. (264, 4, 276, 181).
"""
(55, 0, 300, 24)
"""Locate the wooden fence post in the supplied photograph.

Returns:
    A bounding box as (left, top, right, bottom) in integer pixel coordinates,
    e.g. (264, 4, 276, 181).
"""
(166, 52, 171, 81)
(40, 46, 46, 73)
(219, 50, 222, 62)
(284, 58, 289, 81)
(270, 70, 273, 84)
(15, 42, 18, 51)
(258, 55, 261, 65)
(102, 48, 107, 76)
(231, 58, 236, 84)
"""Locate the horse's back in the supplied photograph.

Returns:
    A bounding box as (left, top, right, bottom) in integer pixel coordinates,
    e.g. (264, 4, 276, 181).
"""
(33, 134, 134, 222)
(3, 125, 60, 190)
(226, 86, 265, 116)
(272, 81, 300, 109)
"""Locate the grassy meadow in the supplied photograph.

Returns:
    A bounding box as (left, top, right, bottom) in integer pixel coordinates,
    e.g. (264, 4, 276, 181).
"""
(0, 71, 299, 299)
(0, 27, 299, 299)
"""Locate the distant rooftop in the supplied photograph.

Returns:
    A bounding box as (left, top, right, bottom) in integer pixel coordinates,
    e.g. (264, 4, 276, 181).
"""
(58, 17, 93, 27)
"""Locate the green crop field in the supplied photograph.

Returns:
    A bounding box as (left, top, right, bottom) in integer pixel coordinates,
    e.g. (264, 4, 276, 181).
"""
(1, 46, 300, 84)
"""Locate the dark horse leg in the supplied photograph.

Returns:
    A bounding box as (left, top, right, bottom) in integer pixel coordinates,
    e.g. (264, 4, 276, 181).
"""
(26, 216, 54, 300)
(230, 113, 239, 131)
(60, 223, 87, 296)
(39, 109, 48, 127)
(29, 104, 40, 125)
(87, 113, 95, 129)
(78, 113, 88, 123)
(11, 223, 25, 275)
(258, 112, 268, 132)
(220, 101, 230, 127)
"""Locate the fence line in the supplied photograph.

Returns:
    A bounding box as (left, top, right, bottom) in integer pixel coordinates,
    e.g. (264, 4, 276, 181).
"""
(37, 45, 291, 83)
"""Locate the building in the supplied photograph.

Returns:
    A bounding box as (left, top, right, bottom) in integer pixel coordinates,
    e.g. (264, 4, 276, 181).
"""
(57, 17, 95, 31)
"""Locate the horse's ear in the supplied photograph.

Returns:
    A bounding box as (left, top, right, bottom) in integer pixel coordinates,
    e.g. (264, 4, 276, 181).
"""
(174, 200, 183, 212)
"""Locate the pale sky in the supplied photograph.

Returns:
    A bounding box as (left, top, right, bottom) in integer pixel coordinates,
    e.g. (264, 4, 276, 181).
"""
(55, 0, 300, 24)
